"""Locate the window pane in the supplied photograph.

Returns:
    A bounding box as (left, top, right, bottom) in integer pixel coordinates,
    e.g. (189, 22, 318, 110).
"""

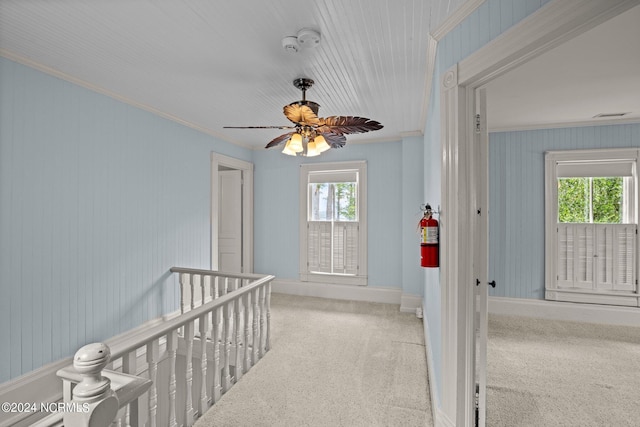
(309, 182, 357, 221)
(309, 183, 331, 221)
(558, 177, 624, 224)
(558, 178, 589, 223)
(334, 182, 357, 221)
(592, 177, 622, 224)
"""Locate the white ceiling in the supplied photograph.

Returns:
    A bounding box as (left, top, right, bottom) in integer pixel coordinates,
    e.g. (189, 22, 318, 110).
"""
(486, 4, 640, 131)
(1, 1, 637, 149)
(0, 0, 465, 150)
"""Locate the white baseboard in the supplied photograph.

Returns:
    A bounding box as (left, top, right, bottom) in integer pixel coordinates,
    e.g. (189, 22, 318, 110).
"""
(400, 294, 423, 313)
(0, 313, 172, 427)
(271, 279, 422, 313)
(489, 296, 640, 327)
(422, 312, 440, 427)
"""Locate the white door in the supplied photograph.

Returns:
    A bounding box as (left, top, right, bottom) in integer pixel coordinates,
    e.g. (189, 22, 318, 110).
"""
(474, 87, 490, 427)
(218, 169, 242, 272)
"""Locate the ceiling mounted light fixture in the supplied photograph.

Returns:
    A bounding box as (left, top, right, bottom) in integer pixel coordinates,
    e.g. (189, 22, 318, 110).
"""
(224, 78, 383, 157)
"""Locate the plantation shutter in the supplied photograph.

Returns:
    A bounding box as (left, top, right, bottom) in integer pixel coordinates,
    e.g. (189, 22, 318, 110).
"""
(574, 225, 594, 289)
(557, 224, 574, 287)
(557, 223, 636, 291)
(333, 222, 359, 275)
(613, 225, 635, 292)
(308, 222, 332, 273)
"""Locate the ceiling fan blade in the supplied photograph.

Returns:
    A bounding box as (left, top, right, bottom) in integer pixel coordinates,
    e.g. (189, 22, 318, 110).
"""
(265, 132, 295, 149)
(320, 132, 347, 148)
(224, 125, 295, 129)
(317, 116, 383, 135)
(283, 104, 321, 125)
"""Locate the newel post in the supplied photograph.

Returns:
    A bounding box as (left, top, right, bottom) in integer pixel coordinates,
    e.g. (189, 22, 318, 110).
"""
(64, 343, 119, 427)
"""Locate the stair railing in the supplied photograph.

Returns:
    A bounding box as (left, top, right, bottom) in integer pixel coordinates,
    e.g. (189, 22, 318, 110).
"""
(42, 268, 274, 427)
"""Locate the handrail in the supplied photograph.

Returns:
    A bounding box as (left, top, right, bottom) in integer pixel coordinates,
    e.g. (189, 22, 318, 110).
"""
(169, 267, 266, 281)
(52, 268, 274, 427)
(109, 273, 274, 361)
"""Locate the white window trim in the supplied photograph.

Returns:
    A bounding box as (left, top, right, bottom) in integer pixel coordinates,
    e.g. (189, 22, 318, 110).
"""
(299, 161, 368, 286)
(544, 148, 640, 307)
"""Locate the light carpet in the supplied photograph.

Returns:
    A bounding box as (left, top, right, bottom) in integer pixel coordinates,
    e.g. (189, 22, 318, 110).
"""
(195, 293, 432, 427)
(487, 314, 640, 427)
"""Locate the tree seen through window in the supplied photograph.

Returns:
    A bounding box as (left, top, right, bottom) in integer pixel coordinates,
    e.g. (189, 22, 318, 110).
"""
(557, 177, 623, 223)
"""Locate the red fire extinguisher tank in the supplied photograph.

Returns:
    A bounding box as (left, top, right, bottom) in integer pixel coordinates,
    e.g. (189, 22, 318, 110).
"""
(420, 205, 439, 268)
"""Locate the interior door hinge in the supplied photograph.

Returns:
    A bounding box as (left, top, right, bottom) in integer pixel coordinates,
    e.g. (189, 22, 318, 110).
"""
(475, 114, 481, 134)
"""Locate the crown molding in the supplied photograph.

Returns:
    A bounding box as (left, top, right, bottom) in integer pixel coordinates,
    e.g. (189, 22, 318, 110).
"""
(431, 0, 486, 41)
(0, 49, 255, 151)
(419, 35, 439, 133)
(489, 117, 640, 133)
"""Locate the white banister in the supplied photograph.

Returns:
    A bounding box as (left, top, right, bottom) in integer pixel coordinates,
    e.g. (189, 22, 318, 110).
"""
(234, 295, 244, 381)
(265, 281, 272, 352)
(184, 320, 195, 426)
(243, 292, 251, 373)
(146, 340, 159, 427)
(167, 330, 178, 427)
(212, 305, 222, 403)
(222, 300, 232, 391)
(252, 288, 260, 365)
(47, 269, 273, 427)
(199, 312, 210, 415)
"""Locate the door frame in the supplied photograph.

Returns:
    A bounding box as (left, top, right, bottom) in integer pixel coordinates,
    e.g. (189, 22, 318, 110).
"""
(211, 153, 254, 273)
(438, 0, 639, 425)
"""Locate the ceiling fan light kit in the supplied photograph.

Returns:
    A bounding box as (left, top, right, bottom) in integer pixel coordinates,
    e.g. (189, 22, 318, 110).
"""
(224, 78, 382, 157)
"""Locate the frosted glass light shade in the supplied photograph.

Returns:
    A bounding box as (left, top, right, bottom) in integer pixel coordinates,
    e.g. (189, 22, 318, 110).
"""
(282, 139, 297, 156)
(289, 133, 304, 152)
(314, 135, 331, 152)
(306, 140, 320, 157)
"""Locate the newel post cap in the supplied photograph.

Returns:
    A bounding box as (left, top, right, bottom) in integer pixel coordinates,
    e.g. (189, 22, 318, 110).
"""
(72, 342, 112, 401)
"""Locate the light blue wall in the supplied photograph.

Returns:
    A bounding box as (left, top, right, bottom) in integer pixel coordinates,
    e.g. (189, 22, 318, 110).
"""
(489, 124, 640, 300)
(422, 0, 551, 406)
(253, 138, 424, 292)
(423, 53, 442, 401)
(0, 57, 252, 383)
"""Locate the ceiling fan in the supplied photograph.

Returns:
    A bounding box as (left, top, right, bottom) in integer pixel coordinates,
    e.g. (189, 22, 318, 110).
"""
(224, 78, 383, 156)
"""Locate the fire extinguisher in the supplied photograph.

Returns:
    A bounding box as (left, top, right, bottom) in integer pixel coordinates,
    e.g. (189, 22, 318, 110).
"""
(419, 204, 439, 268)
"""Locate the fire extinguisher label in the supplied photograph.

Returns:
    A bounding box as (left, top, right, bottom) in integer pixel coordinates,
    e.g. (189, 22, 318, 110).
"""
(426, 227, 438, 244)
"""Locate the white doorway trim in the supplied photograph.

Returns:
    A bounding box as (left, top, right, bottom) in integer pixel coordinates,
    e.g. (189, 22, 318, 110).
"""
(210, 153, 254, 273)
(438, 0, 639, 425)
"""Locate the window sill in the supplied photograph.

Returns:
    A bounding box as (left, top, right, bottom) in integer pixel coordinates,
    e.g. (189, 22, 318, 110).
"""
(300, 273, 367, 286)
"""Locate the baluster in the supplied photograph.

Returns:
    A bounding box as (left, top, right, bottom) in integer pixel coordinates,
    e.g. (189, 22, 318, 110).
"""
(252, 288, 260, 365)
(212, 305, 222, 403)
(259, 285, 267, 357)
(222, 300, 233, 391)
(122, 351, 139, 427)
(199, 274, 206, 306)
(199, 312, 210, 414)
(147, 340, 160, 427)
(179, 273, 186, 314)
(184, 321, 195, 426)
(234, 295, 243, 381)
(243, 292, 252, 372)
(265, 281, 272, 352)
(189, 274, 195, 311)
(167, 330, 178, 427)
(213, 276, 220, 299)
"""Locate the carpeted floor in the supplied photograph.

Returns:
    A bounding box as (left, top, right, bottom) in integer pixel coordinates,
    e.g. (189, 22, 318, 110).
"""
(486, 314, 640, 427)
(195, 293, 432, 427)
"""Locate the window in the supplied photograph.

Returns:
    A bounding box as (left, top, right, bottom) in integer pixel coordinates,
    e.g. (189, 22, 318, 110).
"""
(299, 161, 367, 285)
(545, 149, 639, 307)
